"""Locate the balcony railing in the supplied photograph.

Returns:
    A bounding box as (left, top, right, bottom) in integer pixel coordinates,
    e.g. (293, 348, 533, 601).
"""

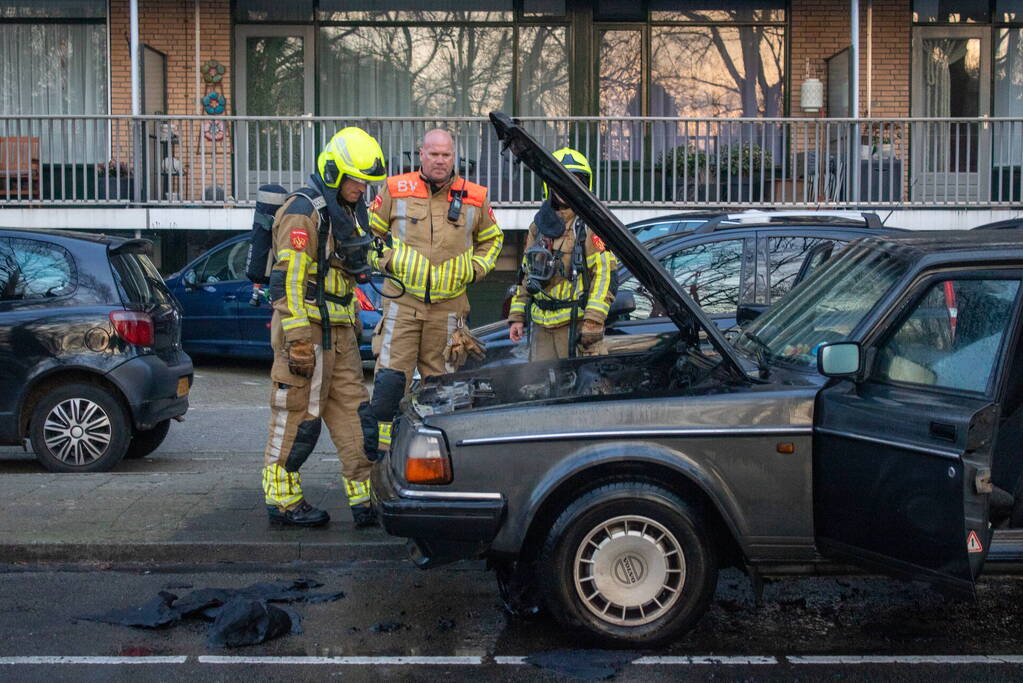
(2, 115, 1022, 208)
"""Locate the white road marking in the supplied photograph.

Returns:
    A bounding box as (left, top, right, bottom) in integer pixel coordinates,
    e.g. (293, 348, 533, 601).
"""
(197, 656, 483, 665)
(790, 655, 1023, 665)
(0, 656, 187, 665)
(636, 656, 778, 665)
(3, 654, 1023, 667)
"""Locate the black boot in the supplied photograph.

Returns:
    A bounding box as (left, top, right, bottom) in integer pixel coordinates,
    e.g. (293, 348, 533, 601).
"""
(267, 500, 330, 527)
(351, 502, 378, 528)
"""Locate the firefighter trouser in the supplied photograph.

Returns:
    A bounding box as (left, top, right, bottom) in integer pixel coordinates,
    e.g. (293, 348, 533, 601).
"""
(262, 323, 372, 511)
(369, 297, 466, 452)
(530, 322, 608, 361)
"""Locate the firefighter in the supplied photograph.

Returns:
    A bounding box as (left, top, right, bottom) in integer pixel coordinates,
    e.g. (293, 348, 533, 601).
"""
(507, 148, 617, 361)
(261, 126, 386, 528)
(361, 129, 503, 459)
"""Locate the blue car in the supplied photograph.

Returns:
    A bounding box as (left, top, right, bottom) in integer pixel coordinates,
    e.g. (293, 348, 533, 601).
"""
(165, 234, 382, 360)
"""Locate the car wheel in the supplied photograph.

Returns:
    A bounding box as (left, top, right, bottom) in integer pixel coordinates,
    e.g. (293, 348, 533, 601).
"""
(29, 383, 130, 473)
(125, 419, 171, 459)
(538, 481, 718, 646)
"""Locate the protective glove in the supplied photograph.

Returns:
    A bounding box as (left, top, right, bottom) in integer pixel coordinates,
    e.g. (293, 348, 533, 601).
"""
(578, 319, 605, 349)
(444, 322, 486, 369)
(286, 339, 315, 378)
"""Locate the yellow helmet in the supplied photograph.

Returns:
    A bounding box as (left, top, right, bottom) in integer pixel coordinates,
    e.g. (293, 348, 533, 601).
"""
(543, 147, 593, 199)
(317, 127, 387, 189)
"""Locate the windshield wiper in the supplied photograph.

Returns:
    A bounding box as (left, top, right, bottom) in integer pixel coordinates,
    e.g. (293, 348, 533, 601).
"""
(739, 330, 773, 379)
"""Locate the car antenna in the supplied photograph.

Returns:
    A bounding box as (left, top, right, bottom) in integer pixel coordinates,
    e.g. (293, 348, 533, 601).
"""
(882, 210, 894, 226)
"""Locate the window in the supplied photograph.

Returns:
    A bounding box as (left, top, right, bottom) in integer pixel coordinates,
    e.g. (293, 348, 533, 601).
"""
(318, 24, 514, 117)
(1, 238, 75, 301)
(199, 242, 248, 284)
(766, 237, 840, 303)
(913, 0, 990, 23)
(112, 251, 175, 307)
(620, 238, 745, 318)
(0, 1, 107, 162)
(874, 278, 1020, 393)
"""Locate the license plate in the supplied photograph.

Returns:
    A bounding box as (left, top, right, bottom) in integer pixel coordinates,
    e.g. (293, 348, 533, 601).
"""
(176, 377, 190, 398)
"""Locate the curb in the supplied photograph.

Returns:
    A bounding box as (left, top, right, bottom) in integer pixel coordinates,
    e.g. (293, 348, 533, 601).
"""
(0, 540, 408, 565)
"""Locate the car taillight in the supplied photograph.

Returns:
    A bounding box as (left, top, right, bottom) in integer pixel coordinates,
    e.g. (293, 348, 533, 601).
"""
(354, 287, 376, 312)
(404, 428, 452, 485)
(109, 310, 154, 346)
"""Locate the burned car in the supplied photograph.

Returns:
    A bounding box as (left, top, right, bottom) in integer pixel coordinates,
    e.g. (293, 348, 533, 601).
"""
(372, 113, 1023, 645)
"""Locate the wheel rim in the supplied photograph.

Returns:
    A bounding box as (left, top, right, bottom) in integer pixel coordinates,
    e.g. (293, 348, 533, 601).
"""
(573, 514, 686, 627)
(42, 398, 112, 466)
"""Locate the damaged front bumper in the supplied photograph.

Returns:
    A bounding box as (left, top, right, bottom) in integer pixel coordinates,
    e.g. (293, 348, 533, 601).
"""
(371, 459, 507, 568)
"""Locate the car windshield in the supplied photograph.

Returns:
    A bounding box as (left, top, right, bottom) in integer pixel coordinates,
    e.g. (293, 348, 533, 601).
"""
(734, 243, 909, 369)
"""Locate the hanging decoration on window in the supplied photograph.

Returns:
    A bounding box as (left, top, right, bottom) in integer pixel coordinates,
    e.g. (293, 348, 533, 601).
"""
(202, 60, 225, 84)
(202, 91, 227, 115)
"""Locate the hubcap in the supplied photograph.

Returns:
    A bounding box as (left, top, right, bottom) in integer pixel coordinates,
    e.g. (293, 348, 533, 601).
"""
(573, 514, 685, 626)
(43, 398, 112, 466)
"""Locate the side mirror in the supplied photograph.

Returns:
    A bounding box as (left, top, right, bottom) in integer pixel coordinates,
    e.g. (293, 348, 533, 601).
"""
(606, 289, 636, 323)
(183, 270, 198, 289)
(737, 304, 768, 326)
(817, 341, 862, 378)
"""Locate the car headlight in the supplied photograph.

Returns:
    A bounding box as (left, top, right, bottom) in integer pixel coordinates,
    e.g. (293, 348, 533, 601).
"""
(404, 427, 452, 485)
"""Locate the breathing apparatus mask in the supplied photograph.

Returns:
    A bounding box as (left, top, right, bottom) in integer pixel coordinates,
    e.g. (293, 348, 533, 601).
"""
(523, 239, 561, 295)
(523, 200, 568, 295)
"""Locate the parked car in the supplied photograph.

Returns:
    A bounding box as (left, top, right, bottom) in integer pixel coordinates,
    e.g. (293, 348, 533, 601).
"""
(164, 234, 382, 361)
(0, 229, 192, 472)
(626, 209, 885, 243)
(626, 211, 723, 242)
(373, 114, 1023, 646)
(971, 217, 1023, 231)
(478, 211, 899, 366)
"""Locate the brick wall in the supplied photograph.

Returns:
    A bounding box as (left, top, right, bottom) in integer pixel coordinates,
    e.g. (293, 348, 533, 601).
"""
(109, 0, 233, 200)
(790, 0, 911, 119)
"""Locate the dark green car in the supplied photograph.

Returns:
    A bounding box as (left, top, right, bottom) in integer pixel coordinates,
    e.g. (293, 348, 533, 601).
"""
(372, 113, 1023, 645)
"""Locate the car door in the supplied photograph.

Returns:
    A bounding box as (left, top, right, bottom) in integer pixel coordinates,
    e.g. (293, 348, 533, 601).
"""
(175, 242, 243, 349)
(814, 270, 1023, 596)
(0, 236, 78, 439)
(223, 240, 272, 356)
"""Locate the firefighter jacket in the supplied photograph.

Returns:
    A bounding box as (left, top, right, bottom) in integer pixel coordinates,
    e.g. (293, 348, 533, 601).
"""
(507, 207, 617, 329)
(268, 194, 362, 343)
(368, 172, 503, 304)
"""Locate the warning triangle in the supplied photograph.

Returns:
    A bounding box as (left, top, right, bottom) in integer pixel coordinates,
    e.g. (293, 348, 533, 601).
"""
(966, 530, 984, 553)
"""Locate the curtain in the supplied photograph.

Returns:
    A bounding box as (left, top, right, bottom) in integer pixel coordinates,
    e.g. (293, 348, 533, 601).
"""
(923, 38, 969, 172)
(0, 23, 108, 163)
(994, 29, 1023, 167)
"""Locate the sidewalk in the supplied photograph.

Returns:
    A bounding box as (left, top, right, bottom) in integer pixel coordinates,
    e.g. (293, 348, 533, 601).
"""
(0, 453, 405, 564)
(0, 362, 405, 565)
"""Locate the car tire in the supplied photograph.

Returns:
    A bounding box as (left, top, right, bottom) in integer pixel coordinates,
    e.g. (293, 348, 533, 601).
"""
(538, 481, 718, 646)
(29, 383, 130, 473)
(125, 419, 171, 459)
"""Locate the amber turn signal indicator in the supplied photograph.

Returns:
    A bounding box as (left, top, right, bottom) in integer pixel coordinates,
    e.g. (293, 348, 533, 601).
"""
(404, 428, 453, 484)
(776, 442, 796, 454)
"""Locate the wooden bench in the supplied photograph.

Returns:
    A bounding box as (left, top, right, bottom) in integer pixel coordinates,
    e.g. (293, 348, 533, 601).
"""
(0, 136, 41, 199)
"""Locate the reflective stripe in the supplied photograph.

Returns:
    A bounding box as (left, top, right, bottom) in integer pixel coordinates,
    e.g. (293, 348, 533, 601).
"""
(377, 421, 392, 448)
(394, 199, 407, 242)
(378, 301, 399, 368)
(307, 344, 324, 419)
(472, 223, 503, 277)
(257, 189, 288, 205)
(463, 207, 477, 250)
(585, 251, 615, 316)
(263, 463, 303, 508)
(344, 477, 372, 506)
(267, 386, 289, 459)
(370, 212, 388, 231)
(280, 249, 310, 330)
(444, 313, 458, 373)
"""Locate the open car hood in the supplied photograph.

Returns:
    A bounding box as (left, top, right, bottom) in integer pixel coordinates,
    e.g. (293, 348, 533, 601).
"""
(489, 111, 747, 378)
